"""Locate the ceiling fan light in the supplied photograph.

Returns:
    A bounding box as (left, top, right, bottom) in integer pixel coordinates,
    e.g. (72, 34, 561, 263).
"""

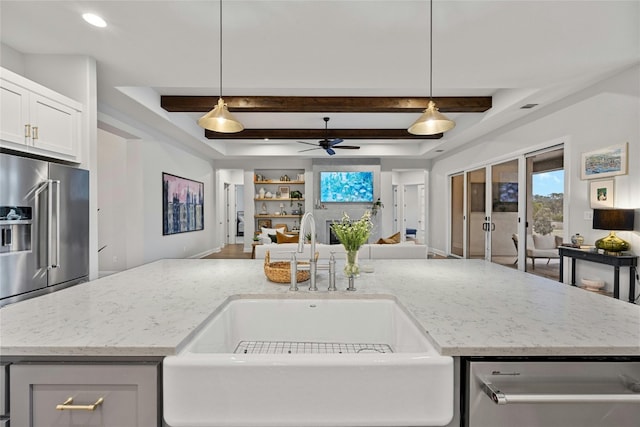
(198, 97, 244, 133)
(408, 100, 455, 135)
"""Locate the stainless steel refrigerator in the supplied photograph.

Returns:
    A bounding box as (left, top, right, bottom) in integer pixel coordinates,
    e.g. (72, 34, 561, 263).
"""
(1, 153, 89, 306)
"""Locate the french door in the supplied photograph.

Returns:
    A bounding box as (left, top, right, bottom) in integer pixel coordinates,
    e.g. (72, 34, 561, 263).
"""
(450, 159, 520, 263)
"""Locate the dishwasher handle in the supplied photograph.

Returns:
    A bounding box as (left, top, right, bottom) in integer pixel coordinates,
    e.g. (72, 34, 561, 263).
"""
(481, 378, 640, 405)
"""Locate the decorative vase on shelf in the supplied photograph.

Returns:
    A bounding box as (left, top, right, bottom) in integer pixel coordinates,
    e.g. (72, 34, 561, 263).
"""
(571, 233, 584, 246)
(258, 188, 265, 199)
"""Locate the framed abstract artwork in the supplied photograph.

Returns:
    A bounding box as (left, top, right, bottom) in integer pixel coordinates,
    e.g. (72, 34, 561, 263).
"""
(162, 172, 204, 235)
(581, 143, 628, 180)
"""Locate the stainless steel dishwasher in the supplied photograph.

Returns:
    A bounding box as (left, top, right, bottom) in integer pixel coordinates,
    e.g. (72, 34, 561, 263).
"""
(466, 358, 640, 427)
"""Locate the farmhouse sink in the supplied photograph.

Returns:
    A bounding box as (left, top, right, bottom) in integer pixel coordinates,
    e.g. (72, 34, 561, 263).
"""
(163, 296, 453, 427)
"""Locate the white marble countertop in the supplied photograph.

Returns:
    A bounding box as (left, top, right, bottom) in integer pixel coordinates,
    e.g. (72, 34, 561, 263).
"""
(1, 259, 638, 357)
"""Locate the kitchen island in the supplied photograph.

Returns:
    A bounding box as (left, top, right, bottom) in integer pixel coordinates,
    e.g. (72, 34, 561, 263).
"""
(1, 258, 638, 357)
(1, 259, 639, 426)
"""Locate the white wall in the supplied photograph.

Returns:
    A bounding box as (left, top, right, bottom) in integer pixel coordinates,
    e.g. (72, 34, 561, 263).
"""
(429, 65, 640, 299)
(138, 139, 215, 263)
(96, 132, 215, 268)
(97, 129, 128, 274)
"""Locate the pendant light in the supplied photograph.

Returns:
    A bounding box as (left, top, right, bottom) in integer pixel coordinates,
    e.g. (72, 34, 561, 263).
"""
(198, 0, 244, 133)
(408, 0, 455, 135)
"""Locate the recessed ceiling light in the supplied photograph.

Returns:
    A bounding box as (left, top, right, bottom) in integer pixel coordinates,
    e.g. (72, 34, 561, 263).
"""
(520, 103, 538, 109)
(435, 149, 444, 152)
(82, 13, 107, 28)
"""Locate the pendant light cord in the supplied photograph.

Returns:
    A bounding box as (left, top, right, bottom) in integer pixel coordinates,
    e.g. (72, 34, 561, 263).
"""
(219, 0, 223, 99)
(429, 0, 433, 100)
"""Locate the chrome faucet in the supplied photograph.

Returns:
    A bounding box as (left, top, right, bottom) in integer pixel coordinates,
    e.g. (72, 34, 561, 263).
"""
(290, 212, 336, 291)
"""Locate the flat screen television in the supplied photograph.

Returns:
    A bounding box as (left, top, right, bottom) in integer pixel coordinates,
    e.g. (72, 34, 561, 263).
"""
(320, 171, 374, 203)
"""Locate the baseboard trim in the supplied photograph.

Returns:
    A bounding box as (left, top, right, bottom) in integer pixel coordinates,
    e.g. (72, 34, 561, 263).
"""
(191, 248, 221, 259)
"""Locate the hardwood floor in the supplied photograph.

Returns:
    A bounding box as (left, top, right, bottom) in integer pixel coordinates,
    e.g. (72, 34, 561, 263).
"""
(202, 244, 251, 259)
(493, 256, 560, 281)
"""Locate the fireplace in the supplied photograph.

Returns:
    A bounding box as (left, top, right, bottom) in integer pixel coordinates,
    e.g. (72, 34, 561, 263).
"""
(327, 221, 340, 245)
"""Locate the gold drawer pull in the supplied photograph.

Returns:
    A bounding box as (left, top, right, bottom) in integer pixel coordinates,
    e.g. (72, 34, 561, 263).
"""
(32, 126, 39, 140)
(25, 124, 31, 138)
(56, 396, 104, 411)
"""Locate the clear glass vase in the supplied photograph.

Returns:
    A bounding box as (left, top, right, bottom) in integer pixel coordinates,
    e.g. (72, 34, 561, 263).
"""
(344, 249, 360, 277)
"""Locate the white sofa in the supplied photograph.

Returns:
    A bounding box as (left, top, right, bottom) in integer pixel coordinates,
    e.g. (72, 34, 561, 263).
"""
(254, 242, 428, 261)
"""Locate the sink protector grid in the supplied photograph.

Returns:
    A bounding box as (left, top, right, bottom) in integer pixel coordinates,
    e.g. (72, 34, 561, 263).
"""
(234, 340, 393, 354)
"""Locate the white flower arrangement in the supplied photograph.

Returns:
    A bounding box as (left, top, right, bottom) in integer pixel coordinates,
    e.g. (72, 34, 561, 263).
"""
(330, 211, 373, 251)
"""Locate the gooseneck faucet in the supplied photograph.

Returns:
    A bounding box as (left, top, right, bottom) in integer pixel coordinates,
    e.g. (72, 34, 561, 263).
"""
(296, 212, 318, 291)
(290, 212, 337, 292)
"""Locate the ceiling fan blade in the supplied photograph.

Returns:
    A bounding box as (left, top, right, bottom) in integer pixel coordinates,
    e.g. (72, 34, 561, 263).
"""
(328, 138, 344, 147)
(298, 147, 321, 153)
(334, 145, 361, 149)
(325, 147, 336, 155)
(296, 140, 318, 146)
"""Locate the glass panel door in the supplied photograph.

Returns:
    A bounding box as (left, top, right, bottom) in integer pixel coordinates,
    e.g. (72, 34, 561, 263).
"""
(526, 147, 564, 278)
(450, 174, 464, 257)
(490, 160, 519, 265)
(466, 168, 487, 259)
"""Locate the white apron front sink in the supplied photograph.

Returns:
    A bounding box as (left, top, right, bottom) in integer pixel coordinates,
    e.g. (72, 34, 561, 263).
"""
(163, 295, 453, 427)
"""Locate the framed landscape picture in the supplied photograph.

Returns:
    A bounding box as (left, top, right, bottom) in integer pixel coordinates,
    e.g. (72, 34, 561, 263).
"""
(162, 172, 204, 235)
(581, 143, 628, 180)
(589, 179, 614, 209)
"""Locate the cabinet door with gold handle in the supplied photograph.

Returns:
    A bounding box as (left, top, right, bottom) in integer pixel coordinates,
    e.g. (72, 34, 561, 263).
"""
(10, 363, 159, 426)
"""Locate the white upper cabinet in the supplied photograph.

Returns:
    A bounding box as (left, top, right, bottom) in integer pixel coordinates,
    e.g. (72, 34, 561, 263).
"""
(0, 79, 30, 145)
(0, 67, 82, 162)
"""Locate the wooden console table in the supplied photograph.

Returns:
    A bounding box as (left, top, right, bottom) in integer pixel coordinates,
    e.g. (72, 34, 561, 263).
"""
(558, 246, 638, 303)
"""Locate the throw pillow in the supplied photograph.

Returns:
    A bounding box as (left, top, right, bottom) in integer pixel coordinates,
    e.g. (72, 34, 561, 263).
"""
(261, 227, 285, 236)
(260, 227, 285, 244)
(276, 231, 299, 244)
(376, 231, 401, 244)
(268, 234, 278, 243)
(533, 234, 556, 249)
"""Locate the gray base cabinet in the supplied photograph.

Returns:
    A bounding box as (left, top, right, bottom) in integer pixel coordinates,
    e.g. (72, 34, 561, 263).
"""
(0, 363, 8, 426)
(10, 363, 159, 426)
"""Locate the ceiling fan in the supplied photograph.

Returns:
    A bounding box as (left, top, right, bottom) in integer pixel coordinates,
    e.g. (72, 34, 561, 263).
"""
(296, 117, 361, 156)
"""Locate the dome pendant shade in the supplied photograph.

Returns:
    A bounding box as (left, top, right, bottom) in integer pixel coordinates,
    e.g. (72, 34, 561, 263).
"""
(198, 97, 244, 133)
(408, 100, 456, 135)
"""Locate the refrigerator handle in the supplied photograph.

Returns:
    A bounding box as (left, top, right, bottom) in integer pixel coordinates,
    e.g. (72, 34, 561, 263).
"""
(50, 179, 61, 269)
(36, 179, 60, 270)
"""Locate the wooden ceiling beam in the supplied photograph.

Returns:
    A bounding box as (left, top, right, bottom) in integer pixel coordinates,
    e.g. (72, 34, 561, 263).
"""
(205, 128, 442, 140)
(161, 95, 492, 113)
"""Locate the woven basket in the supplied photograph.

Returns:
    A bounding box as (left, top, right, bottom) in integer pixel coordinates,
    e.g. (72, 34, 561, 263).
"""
(264, 250, 316, 284)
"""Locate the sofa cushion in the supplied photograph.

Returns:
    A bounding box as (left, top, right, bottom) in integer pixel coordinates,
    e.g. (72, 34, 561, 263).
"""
(376, 231, 401, 244)
(533, 234, 556, 249)
(276, 231, 299, 244)
(369, 242, 426, 259)
(254, 242, 427, 261)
